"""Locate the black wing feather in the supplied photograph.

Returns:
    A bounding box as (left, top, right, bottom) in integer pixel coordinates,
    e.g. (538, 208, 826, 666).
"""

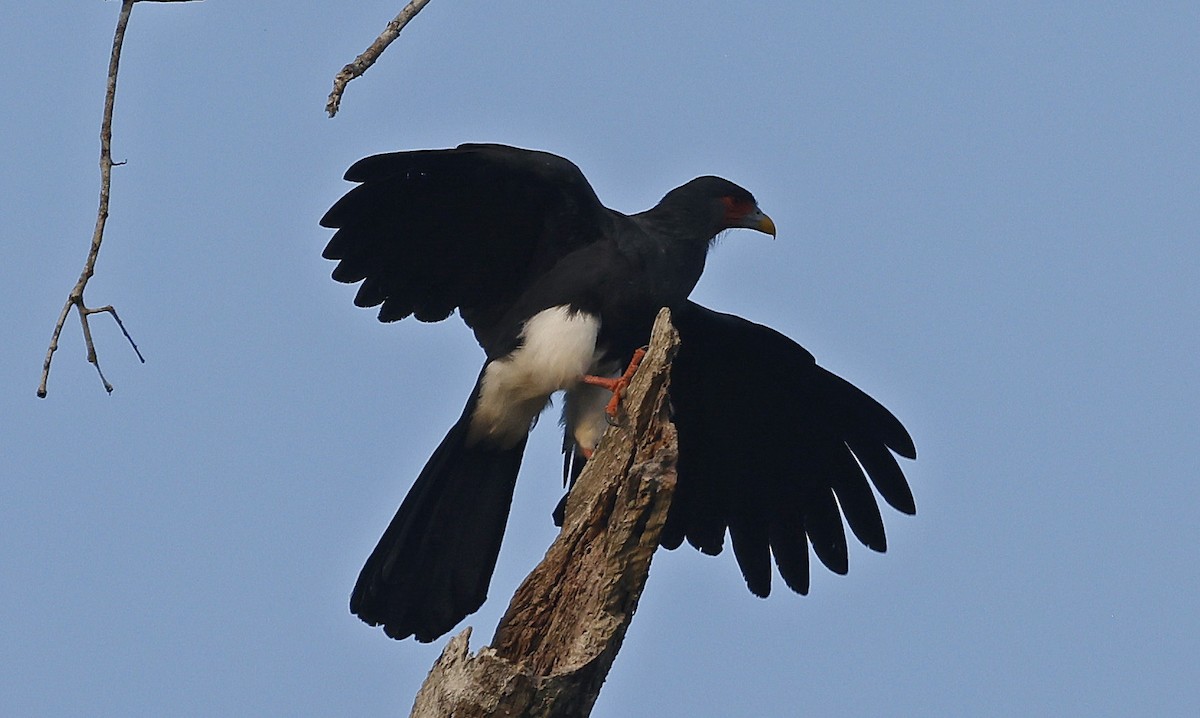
(768, 497, 810, 595)
(826, 441, 888, 552)
(729, 501, 773, 597)
(669, 301, 915, 595)
(847, 438, 917, 515)
(321, 144, 610, 349)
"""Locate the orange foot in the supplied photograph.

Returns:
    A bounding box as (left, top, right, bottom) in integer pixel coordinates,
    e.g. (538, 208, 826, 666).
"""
(581, 347, 648, 421)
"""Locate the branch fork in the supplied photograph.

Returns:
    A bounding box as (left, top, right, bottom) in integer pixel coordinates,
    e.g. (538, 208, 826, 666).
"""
(38, 0, 200, 397)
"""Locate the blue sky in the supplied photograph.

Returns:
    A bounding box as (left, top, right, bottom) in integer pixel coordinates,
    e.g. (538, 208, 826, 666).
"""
(3, 2, 1197, 715)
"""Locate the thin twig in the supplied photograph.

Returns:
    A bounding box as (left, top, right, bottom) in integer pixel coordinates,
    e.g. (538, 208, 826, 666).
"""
(88, 305, 146, 364)
(326, 0, 434, 117)
(37, 0, 201, 398)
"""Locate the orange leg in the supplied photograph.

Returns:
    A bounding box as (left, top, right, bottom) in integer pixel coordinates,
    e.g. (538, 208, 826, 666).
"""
(581, 347, 648, 420)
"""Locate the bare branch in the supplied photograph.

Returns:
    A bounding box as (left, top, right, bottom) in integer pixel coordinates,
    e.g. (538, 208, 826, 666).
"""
(409, 310, 681, 718)
(326, 0, 434, 117)
(37, 0, 136, 398)
(38, 0, 201, 398)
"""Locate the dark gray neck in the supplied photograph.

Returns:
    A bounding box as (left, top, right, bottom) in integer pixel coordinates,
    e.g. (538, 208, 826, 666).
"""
(632, 200, 722, 242)
(625, 210, 714, 306)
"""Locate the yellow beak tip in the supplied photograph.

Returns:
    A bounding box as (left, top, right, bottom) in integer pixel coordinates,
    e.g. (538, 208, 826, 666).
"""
(759, 216, 777, 237)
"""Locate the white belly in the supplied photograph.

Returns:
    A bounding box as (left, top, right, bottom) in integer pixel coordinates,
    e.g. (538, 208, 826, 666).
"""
(469, 306, 602, 447)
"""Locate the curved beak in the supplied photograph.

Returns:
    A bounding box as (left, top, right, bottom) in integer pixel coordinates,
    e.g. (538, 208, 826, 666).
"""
(741, 206, 776, 238)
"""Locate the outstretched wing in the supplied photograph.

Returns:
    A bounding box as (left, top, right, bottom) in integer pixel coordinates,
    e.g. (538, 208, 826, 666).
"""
(664, 301, 917, 597)
(320, 143, 611, 350)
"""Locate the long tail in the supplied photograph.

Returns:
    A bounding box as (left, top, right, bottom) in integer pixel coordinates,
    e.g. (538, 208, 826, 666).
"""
(350, 386, 527, 642)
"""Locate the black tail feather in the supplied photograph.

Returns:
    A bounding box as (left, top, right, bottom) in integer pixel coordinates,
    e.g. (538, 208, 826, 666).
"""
(350, 391, 526, 642)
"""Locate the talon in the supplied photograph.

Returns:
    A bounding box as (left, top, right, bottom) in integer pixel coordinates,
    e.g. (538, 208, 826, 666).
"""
(581, 347, 647, 421)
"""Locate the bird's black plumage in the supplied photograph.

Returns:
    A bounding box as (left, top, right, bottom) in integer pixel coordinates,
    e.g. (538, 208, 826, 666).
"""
(321, 143, 916, 642)
(322, 144, 608, 353)
(666, 302, 916, 597)
(349, 379, 526, 642)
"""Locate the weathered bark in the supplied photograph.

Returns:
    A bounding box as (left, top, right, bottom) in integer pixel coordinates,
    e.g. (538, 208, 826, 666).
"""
(409, 309, 681, 718)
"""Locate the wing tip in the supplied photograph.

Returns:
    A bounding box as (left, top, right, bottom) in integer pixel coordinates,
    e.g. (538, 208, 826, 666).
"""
(890, 434, 918, 461)
(746, 581, 771, 599)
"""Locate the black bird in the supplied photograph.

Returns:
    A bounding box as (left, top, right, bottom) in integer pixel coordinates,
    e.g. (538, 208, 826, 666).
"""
(321, 143, 916, 642)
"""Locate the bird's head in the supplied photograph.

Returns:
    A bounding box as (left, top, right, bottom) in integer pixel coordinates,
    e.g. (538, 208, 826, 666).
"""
(657, 176, 776, 240)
